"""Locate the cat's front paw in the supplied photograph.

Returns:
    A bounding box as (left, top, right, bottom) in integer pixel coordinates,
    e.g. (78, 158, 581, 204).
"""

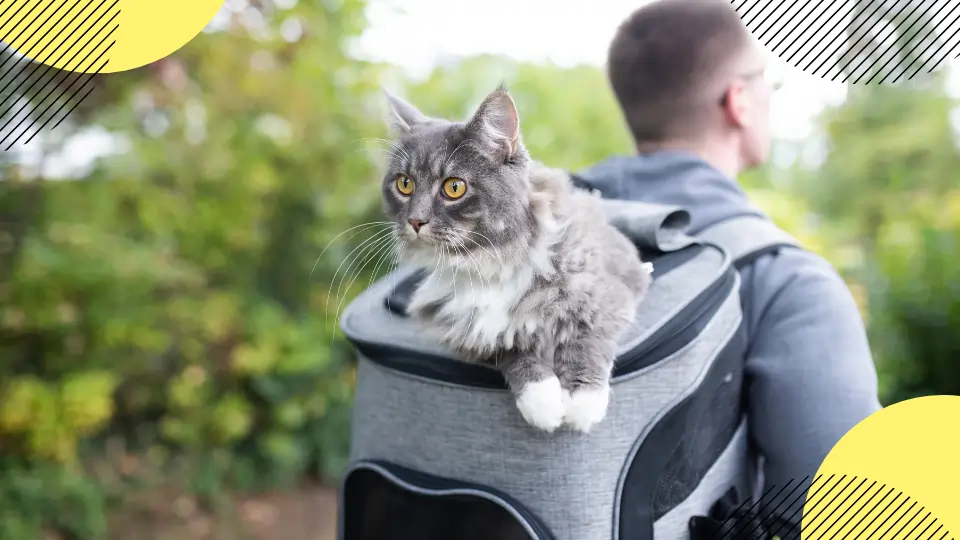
(515, 376, 566, 433)
(563, 384, 610, 433)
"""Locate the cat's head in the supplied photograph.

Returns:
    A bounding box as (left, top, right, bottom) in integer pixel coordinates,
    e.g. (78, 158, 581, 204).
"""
(380, 85, 534, 265)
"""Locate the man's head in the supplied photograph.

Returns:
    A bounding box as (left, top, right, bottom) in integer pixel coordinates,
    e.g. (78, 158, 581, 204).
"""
(606, 0, 777, 175)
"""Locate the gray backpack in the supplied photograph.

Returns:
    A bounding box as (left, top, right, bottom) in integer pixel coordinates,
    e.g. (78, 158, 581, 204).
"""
(336, 187, 801, 540)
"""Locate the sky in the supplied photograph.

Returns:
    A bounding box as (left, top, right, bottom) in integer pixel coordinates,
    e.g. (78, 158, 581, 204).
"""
(13, 0, 960, 177)
(354, 0, 851, 142)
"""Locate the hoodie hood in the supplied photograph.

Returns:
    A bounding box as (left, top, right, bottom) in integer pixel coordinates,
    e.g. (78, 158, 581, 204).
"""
(576, 151, 766, 234)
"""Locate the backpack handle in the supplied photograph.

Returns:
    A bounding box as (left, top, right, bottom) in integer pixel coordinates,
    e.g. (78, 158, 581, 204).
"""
(570, 172, 696, 253)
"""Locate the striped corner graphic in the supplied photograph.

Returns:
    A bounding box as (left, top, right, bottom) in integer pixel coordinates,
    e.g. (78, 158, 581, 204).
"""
(802, 475, 952, 540)
(0, 0, 119, 150)
(700, 475, 954, 540)
(695, 476, 809, 540)
(734, 0, 960, 84)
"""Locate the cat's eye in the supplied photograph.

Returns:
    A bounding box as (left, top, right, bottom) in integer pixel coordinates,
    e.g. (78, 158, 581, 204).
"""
(441, 177, 466, 199)
(396, 174, 415, 195)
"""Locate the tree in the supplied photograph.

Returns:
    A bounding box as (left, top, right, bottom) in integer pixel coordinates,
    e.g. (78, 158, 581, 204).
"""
(796, 3, 960, 404)
(0, 0, 384, 536)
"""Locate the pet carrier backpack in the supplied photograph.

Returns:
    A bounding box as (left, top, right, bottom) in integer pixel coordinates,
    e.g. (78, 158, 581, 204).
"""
(336, 187, 801, 540)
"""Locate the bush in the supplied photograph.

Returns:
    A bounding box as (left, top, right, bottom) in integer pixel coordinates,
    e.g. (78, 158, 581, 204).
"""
(0, 0, 381, 536)
(868, 193, 960, 404)
(0, 460, 108, 539)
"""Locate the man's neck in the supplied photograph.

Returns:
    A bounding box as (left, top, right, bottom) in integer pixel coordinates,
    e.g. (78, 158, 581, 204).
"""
(635, 139, 742, 179)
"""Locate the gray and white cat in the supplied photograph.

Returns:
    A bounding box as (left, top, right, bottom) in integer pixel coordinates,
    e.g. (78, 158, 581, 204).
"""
(380, 85, 652, 433)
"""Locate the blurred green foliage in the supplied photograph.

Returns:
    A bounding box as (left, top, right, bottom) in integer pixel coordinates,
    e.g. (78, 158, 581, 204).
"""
(2, 0, 377, 536)
(809, 80, 960, 403)
(0, 0, 958, 537)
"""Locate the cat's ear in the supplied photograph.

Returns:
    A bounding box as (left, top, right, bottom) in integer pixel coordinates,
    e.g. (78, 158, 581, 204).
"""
(383, 87, 428, 133)
(465, 83, 521, 159)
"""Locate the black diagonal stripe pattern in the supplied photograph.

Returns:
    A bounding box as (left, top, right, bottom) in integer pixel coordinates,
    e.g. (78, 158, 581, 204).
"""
(702, 478, 805, 540)
(732, 0, 960, 85)
(715, 475, 954, 540)
(0, 0, 119, 150)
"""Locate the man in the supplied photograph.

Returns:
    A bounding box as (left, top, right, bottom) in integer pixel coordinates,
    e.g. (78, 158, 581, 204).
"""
(576, 0, 883, 534)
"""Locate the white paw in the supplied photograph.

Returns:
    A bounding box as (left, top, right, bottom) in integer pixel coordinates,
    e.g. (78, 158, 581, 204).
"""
(563, 385, 610, 433)
(516, 377, 566, 433)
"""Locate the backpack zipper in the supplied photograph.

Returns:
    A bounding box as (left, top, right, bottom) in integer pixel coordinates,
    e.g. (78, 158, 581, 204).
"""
(612, 267, 736, 377)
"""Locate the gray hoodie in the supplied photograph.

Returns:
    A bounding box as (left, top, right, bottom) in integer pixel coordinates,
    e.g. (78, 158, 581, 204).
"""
(578, 151, 882, 519)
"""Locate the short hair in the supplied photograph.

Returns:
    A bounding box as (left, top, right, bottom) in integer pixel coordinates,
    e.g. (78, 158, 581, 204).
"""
(606, 0, 752, 143)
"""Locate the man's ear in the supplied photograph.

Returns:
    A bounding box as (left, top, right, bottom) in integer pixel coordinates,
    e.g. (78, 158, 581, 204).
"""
(721, 82, 752, 129)
(383, 88, 428, 134)
(465, 83, 521, 159)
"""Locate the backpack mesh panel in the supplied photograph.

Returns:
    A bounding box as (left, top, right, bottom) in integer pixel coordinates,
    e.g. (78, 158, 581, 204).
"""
(652, 367, 744, 519)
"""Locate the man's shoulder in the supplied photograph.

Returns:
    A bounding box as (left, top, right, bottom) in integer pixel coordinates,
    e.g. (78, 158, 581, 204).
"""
(739, 242, 862, 332)
(748, 243, 847, 292)
(698, 213, 847, 297)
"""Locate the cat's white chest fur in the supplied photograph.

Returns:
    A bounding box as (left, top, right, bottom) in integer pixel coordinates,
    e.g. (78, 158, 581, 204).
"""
(409, 264, 538, 354)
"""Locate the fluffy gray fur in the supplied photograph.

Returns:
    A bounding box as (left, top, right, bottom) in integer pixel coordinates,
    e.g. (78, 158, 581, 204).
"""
(380, 85, 652, 433)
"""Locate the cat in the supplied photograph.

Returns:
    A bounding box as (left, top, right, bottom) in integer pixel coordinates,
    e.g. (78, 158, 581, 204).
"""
(379, 84, 652, 433)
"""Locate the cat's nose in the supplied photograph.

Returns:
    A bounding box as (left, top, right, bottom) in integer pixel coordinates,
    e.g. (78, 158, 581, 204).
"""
(408, 218, 428, 233)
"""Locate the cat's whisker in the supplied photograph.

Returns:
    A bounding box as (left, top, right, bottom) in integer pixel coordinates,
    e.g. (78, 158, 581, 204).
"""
(368, 233, 401, 290)
(329, 228, 394, 311)
(337, 230, 397, 305)
(334, 234, 397, 330)
(463, 233, 504, 263)
(361, 237, 402, 324)
(445, 227, 503, 264)
(384, 139, 411, 161)
(450, 235, 485, 352)
(362, 137, 411, 161)
(445, 140, 468, 167)
(437, 244, 451, 284)
(446, 244, 457, 304)
(363, 147, 407, 163)
(326, 227, 396, 328)
(454, 234, 488, 280)
(311, 221, 394, 281)
(451, 234, 484, 326)
(334, 233, 400, 342)
(444, 245, 453, 282)
(390, 243, 407, 300)
(437, 227, 495, 282)
(319, 223, 394, 330)
(427, 243, 445, 286)
(354, 137, 411, 166)
(449, 240, 471, 349)
(435, 245, 446, 283)
(329, 237, 395, 340)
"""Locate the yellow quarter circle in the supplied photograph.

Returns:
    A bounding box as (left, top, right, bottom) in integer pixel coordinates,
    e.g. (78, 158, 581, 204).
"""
(806, 395, 960, 537)
(0, 0, 225, 74)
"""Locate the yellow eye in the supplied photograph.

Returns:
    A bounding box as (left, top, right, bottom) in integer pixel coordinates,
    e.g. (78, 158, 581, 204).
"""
(396, 174, 414, 195)
(442, 177, 467, 199)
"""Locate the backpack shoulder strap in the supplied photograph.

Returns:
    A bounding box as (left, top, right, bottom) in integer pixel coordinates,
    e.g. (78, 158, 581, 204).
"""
(567, 170, 799, 266)
(696, 215, 803, 270)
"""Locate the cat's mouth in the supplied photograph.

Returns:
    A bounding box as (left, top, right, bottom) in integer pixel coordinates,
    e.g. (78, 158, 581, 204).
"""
(397, 226, 438, 244)
(396, 224, 493, 256)
(395, 230, 446, 255)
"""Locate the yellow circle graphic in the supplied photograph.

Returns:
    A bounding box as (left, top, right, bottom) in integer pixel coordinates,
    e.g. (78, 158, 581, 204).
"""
(804, 395, 960, 537)
(0, 0, 225, 74)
